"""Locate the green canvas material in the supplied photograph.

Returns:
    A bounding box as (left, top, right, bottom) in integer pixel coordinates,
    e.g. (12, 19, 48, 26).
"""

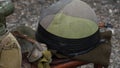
(47, 13, 98, 39)
(52, 31, 112, 66)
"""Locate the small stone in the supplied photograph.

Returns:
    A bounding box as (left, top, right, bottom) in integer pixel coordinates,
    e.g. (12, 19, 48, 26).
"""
(109, 9, 113, 14)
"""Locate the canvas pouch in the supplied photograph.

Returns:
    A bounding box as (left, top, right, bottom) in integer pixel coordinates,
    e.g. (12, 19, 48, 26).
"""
(0, 32, 22, 68)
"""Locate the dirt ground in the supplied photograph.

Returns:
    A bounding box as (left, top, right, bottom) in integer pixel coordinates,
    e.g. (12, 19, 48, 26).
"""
(6, 0, 120, 68)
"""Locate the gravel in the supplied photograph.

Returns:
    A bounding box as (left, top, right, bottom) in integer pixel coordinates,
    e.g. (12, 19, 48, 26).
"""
(6, 0, 120, 68)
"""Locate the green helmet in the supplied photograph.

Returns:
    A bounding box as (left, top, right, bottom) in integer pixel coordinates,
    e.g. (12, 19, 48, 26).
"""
(36, 0, 100, 56)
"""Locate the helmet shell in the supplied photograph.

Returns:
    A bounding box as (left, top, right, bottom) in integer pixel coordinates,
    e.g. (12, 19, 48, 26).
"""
(36, 0, 100, 56)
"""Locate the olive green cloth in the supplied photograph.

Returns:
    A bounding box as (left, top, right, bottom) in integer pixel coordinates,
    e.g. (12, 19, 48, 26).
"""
(38, 50, 52, 68)
(0, 32, 22, 68)
(47, 13, 98, 39)
(52, 31, 112, 66)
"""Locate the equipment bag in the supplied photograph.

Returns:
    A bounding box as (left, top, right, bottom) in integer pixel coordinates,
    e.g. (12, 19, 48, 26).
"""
(36, 0, 100, 57)
(11, 25, 52, 68)
(0, 32, 22, 68)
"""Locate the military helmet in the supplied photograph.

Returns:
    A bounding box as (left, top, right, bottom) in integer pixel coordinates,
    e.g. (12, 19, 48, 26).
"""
(36, 0, 100, 57)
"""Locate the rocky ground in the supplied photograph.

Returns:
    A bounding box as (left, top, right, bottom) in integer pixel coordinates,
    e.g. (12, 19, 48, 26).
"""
(6, 0, 120, 68)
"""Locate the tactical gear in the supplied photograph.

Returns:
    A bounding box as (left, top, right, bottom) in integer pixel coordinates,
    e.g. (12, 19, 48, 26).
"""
(0, 1, 22, 68)
(11, 25, 52, 68)
(36, 0, 100, 57)
(0, 32, 22, 68)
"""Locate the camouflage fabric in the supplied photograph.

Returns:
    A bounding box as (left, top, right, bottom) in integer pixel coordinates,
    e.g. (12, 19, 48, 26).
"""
(0, 32, 22, 68)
